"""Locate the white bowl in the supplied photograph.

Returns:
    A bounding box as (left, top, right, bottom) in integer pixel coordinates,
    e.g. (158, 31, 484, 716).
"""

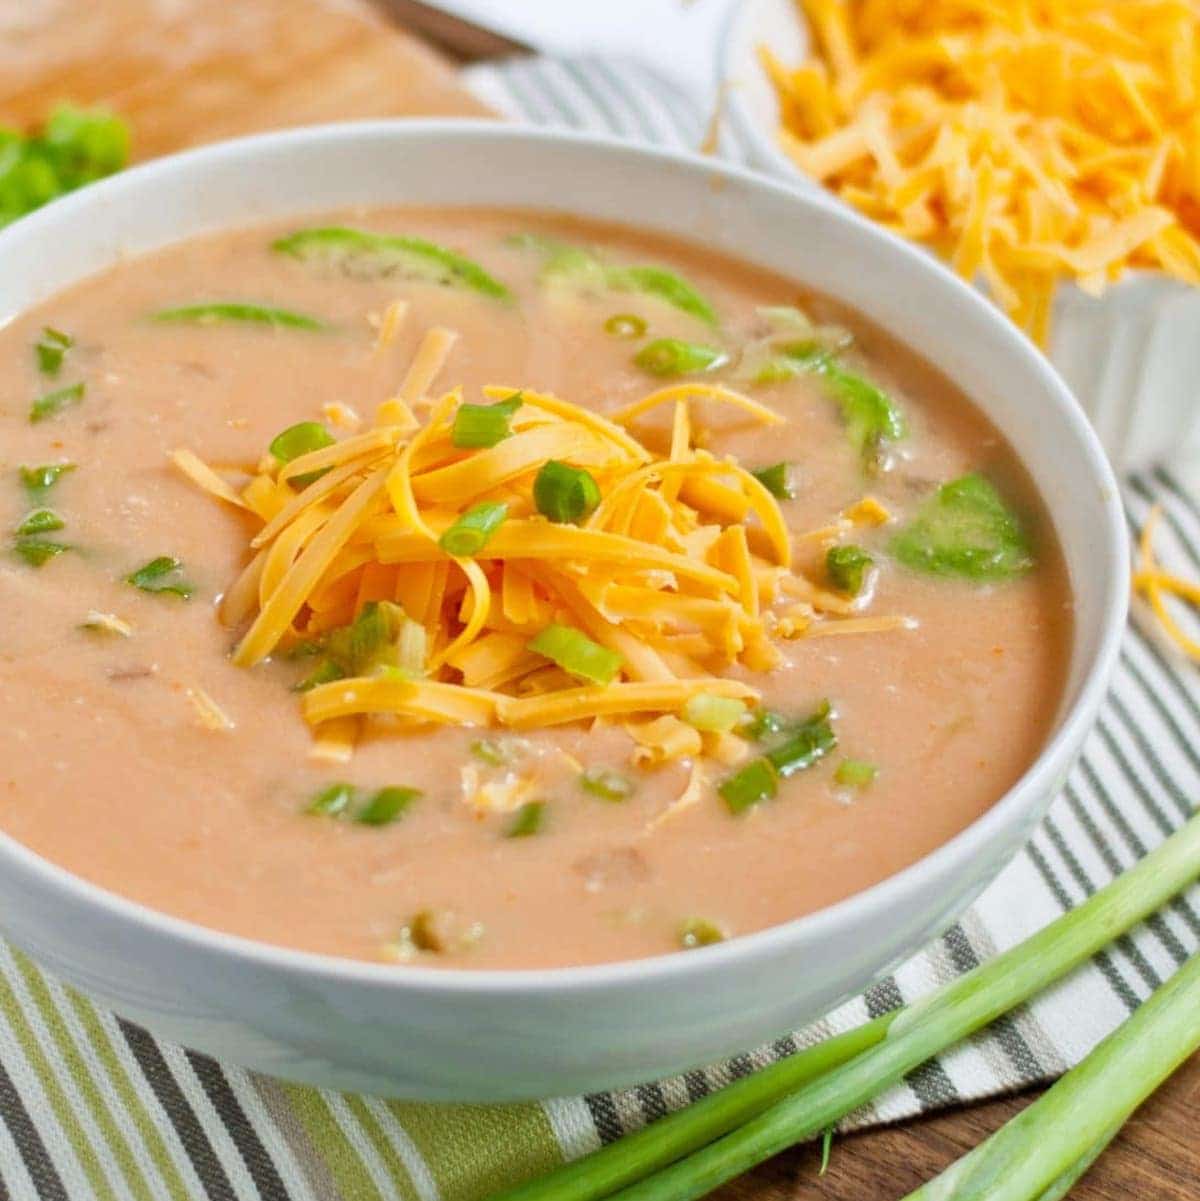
(721, 0, 1200, 473)
(0, 121, 1127, 1100)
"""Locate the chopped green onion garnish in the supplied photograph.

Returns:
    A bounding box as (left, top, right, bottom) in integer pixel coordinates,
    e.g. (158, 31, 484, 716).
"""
(510, 235, 716, 325)
(766, 705, 837, 779)
(891, 473, 1034, 582)
(471, 738, 528, 766)
(751, 462, 795, 501)
(451, 394, 522, 449)
(274, 227, 512, 300)
(355, 786, 420, 827)
(604, 313, 647, 339)
(679, 918, 726, 950)
(269, 421, 336, 464)
(718, 758, 779, 814)
(19, 462, 74, 498)
(29, 381, 84, 423)
(826, 544, 874, 596)
(835, 759, 878, 789)
(0, 104, 129, 229)
(607, 265, 718, 328)
(823, 364, 906, 470)
(16, 508, 64, 536)
(634, 338, 727, 378)
(529, 623, 622, 685)
(533, 460, 601, 524)
(397, 619, 427, 676)
(471, 738, 506, 766)
(682, 693, 748, 733)
(151, 302, 325, 330)
(739, 708, 789, 741)
(504, 801, 547, 838)
(721, 703, 837, 813)
(125, 556, 194, 598)
(438, 501, 509, 557)
(13, 538, 69, 567)
(579, 767, 635, 802)
(307, 782, 355, 817)
(35, 327, 73, 376)
(292, 659, 345, 692)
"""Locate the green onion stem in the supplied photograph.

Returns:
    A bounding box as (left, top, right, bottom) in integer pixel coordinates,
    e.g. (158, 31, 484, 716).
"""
(904, 952, 1200, 1201)
(438, 501, 508, 557)
(491, 1015, 895, 1201)
(533, 811, 1200, 1201)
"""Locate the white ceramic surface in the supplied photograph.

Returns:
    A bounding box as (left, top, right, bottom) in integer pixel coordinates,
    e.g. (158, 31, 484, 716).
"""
(0, 121, 1127, 1100)
(721, 0, 1200, 473)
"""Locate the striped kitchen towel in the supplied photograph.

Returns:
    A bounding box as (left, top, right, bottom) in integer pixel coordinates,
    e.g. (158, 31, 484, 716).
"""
(2, 56, 1199, 1201)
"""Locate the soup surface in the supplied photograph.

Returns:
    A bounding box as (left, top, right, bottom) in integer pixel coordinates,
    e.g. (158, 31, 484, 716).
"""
(0, 208, 1071, 968)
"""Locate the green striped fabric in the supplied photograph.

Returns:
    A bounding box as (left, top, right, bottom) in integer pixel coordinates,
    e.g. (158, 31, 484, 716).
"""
(1, 56, 1199, 1201)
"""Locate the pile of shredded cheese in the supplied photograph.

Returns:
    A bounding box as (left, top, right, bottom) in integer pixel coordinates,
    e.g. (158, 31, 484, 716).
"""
(764, 0, 1200, 342)
(176, 325, 909, 764)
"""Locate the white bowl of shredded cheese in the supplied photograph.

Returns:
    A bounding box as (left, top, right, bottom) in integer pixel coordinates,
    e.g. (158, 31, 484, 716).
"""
(721, 0, 1200, 474)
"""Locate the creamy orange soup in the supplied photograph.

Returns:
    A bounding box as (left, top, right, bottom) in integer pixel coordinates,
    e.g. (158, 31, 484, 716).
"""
(0, 208, 1071, 968)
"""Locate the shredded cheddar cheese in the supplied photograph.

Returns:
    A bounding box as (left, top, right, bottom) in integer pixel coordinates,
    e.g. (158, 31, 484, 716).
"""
(180, 326, 917, 760)
(1134, 504, 1200, 659)
(765, 0, 1200, 342)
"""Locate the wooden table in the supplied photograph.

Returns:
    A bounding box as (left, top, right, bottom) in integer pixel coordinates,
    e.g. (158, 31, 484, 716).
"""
(2, 2, 1196, 1196)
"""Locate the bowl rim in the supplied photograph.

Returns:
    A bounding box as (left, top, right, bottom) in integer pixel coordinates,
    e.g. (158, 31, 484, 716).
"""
(0, 117, 1129, 997)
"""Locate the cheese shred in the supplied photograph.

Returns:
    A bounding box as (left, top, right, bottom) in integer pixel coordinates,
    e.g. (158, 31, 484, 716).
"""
(765, 0, 1200, 342)
(179, 324, 914, 759)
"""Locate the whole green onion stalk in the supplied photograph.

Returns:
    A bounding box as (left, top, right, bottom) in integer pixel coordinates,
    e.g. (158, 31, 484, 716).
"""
(495, 811, 1200, 1201)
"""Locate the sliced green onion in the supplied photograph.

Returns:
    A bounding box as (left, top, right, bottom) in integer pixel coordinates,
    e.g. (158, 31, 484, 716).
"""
(826, 544, 874, 596)
(679, 918, 726, 950)
(718, 758, 779, 814)
(766, 708, 837, 779)
(891, 473, 1034, 583)
(579, 768, 635, 802)
(470, 738, 528, 767)
(16, 508, 64, 536)
(273, 227, 511, 300)
(19, 462, 74, 498)
(355, 786, 420, 827)
(533, 460, 601, 524)
(604, 313, 647, 339)
(438, 501, 509, 557)
(738, 708, 788, 741)
(751, 462, 795, 501)
(509, 235, 716, 325)
(634, 338, 727, 378)
(823, 364, 906, 470)
(397, 619, 427, 676)
(125, 556, 194, 598)
(293, 659, 345, 693)
(13, 538, 69, 567)
(505, 801, 547, 838)
(151, 302, 325, 330)
(529, 624, 623, 685)
(682, 694, 748, 733)
(35, 327, 73, 376)
(269, 421, 336, 463)
(451, 394, 523, 449)
(835, 759, 878, 789)
(307, 782, 355, 817)
(606, 266, 718, 328)
(0, 104, 129, 229)
(29, 381, 84, 423)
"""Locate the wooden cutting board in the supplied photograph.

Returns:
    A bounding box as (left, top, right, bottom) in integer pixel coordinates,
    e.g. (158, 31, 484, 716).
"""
(2, 3, 1196, 1198)
(0, 0, 490, 159)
